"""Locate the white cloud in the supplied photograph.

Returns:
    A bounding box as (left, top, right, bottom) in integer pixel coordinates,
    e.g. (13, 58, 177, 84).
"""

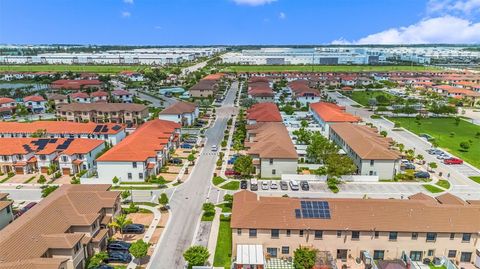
(121, 11, 131, 18)
(278, 12, 286, 19)
(123, 0, 134, 4)
(232, 0, 276, 6)
(427, 0, 480, 14)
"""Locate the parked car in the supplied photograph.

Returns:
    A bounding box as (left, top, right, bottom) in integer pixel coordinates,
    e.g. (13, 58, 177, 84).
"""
(289, 180, 300, 191)
(122, 224, 145, 234)
(250, 178, 258, 191)
(107, 251, 132, 263)
(184, 139, 197, 144)
(211, 145, 218, 151)
(180, 143, 193, 149)
(15, 202, 37, 218)
(107, 241, 131, 252)
(300, 181, 310, 191)
(225, 169, 240, 176)
(262, 181, 269, 190)
(169, 158, 183, 164)
(404, 163, 415, 170)
(444, 158, 463, 165)
(240, 180, 248, 189)
(437, 154, 451, 160)
(227, 155, 239, 165)
(93, 264, 114, 269)
(427, 149, 443, 155)
(280, 181, 288, 190)
(414, 171, 430, 179)
(270, 181, 278, 190)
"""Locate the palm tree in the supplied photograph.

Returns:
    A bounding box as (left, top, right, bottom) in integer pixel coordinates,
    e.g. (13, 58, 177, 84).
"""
(416, 154, 424, 164)
(109, 214, 132, 240)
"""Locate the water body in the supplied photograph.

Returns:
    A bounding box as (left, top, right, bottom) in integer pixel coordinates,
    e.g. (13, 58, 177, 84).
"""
(0, 83, 48, 90)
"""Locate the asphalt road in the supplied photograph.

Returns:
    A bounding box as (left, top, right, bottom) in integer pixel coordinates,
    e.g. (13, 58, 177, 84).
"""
(129, 88, 178, 108)
(147, 81, 238, 269)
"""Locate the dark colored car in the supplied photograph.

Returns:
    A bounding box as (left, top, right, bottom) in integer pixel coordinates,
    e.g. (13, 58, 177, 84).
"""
(107, 241, 131, 252)
(300, 181, 310, 191)
(122, 224, 145, 234)
(169, 158, 183, 164)
(93, 264, 114, 269)
(107, 251, 132, 263)
(414, 171, 430, 179)
(280, 181, 288, 190)
(180, 143, 193, 149)
(225, 169, 240, 176)
(240, 180, 248, 189)
(15, 202, 37, 218)
(404, 163, 415, 170)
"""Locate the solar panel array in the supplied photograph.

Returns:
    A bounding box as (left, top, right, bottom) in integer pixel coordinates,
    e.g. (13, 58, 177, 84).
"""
(101, 125, 109, 132)
(295, 200, 331, 219)
(93, 125, 104, 132)
(112, 125, 122, 131)
(56, 138, 74, 150)
(22, 144, 33, 153)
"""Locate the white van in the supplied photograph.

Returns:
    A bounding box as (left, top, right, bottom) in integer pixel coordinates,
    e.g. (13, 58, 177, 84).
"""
(250, 178, 258, 191)
(289, 180, 300, 191)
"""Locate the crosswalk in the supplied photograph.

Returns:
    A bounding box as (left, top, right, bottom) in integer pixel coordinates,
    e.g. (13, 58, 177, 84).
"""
(201, 152, 219, 156)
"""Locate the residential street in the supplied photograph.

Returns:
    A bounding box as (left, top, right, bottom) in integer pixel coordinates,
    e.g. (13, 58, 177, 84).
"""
(147, 81, 238, 269)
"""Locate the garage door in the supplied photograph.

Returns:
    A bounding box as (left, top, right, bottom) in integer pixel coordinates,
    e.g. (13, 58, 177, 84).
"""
(62, 168, 71, 175)
(15, 167, 24, 174)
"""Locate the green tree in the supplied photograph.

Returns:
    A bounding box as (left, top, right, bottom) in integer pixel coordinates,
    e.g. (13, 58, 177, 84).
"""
(397, 143, 405, 153)
(316, 154, 357, 180)
(460, 141, 470, 151)
(109, 214, 132, 239)
(233, 155, 254, 178)
(292, 128, 312, 145)
(380, 130, 388, 137)
(306, 132, 338, 164)
(37, 175, 46, 184)
(428, 162, 438, 171)
(300, 119, 309, 128)
(121, 190, 131, 200)
(183, 245, 210, 269)
(293, 247, 317, 269)
(87, 251, 108, 269)
(129, 239, 150, 267)
(112, 176, 119, 185)
(158, 193, 169, 208)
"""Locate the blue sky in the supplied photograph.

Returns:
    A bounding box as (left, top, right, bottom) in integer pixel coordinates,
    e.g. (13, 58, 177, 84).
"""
(0, 0, 479, 45)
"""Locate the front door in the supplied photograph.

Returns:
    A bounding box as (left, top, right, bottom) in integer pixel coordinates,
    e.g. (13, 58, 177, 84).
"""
(410, 251, 423, 261)
(460, 252, 472, 262)
(337, 249, 348, 260)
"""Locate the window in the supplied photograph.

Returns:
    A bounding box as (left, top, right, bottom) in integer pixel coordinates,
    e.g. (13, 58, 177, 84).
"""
(139, 173, 143, 180)
(62, 156, 68, 162)
(370, 160, 375, 166)
(282, 246, 290, 255)
(237, 229, 241, 236)
(448, 250, 457, 258)
(6, 205, 11, 214)
(16, 154, 22, 160)
(373, 250, 385, 260)
(462, 233, 471, 242)
(428, 249, 435, 257)
(314, 230, 323, 239)
(426, 232, 437, 242)
(337, 231, 342, 237)
(374, 231, 379, 238)
(249, 229, 257, 237)
(411, 232, 418, 240)
(460, 252, 472, 262)
(132, 162, 137, 168)
(269, 158, 273, 164)
(286, 229, 291, 237)
(389, 232, 398, 241)
(352, 231, 360, 240)
(299, 230, 304, 237)
(271, 229, 279, 238)
(267, 248, 277, 258)
(450, 233, 455, 240)
(272, 169, 276, 175)
(39, 155, 46, 161)
(127, 173, 132, 179)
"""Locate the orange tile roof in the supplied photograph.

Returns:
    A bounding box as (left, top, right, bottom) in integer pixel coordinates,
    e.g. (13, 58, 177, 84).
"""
(23, 95, 46, 102)
(97, 119, 180, 162)
(0, 97, 15, 105)
(310, 102, 360, 123)
(246, 122, 298, 159)
(246, 103, 282, 122)
(203, 73, 224, 80)
(0, 138, 104, 156)
(0, 121, 125, 135)
(159, 101, 197, 115)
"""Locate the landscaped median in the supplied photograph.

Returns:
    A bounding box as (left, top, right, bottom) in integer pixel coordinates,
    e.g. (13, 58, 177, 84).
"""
(213, 215, 232, 269)
(422, 184, 444, 194)
(469, 176, 480, 184)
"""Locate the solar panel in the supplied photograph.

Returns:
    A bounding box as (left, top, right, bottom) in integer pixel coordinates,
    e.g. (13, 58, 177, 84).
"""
(101, 125, 109, 132)
(22, 144, 33, 153)
(295, 209, 301, 219)
(93, 125, 103, 132)
(297, 200, 331, 219)
(112, 125, 122, 131)
(33, 139, 50, 150)
(49, 138, 58, 143)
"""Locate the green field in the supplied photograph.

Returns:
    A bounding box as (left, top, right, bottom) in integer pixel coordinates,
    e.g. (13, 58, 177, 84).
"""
(423, 184, 444, 193)
(388, 117, 480, 168)
(0, 64, 145, 73)
(213, 219, 232, 269)
(221, 65, 439, 73)
(345, 90, 395, 106)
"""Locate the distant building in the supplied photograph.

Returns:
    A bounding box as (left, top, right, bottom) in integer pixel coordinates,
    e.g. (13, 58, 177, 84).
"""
(246, 103, 282, 125)
(111, 89, 133, 103)
(90, 90, 109, 103)
(189, 73, 224, 98)
(51, 79, 102, 91)
(69, 92, 91, 103)
(309, 102, 360, 136)
(0, 97, 16, 116)
(22, 95, 47, 113)
(159, 101, 199, 126)
(57, 103, 148, 125)
(0, 193, 13, 230)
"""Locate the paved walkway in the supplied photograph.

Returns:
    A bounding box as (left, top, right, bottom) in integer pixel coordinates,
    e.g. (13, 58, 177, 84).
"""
(124, 205, 162, 269)
(206, 208, 222, 265)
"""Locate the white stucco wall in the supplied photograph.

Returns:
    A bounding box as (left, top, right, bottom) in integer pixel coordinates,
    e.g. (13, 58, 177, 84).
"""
(260, 158, 298, 178)
(96, 161, 146, 182)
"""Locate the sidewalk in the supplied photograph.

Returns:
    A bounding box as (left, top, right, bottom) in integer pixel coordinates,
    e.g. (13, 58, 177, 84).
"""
(206, 208, 222, 265)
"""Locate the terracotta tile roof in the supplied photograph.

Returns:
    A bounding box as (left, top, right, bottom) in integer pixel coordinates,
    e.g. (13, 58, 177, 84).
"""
(47, 94, 68, 101)
(231, 190, 480, 233)
(112, 89, 131, 96)
(246, 122, 298, 159)
(23, 95, 46, 102)
(0, 257, 69, 269)
(90, 90, 108, 97)
(330, 123, 400, 160)
(58, 103, 147, 113)
(0, 97, 15, 105)
(0, 121, 125, 135)
(435, 193, 467, 205)
(0, 185, 119, 264)
(69, 92, 90, 99)
(190, 79, 218, 91)
(97, 119, 180, 162)
(203, 73, 224, 80)
(0, 138, 104, 156)
(159, 101, 197, 115)
(0, 193, 8, 200)
(246, 103, 282, 122)
(51, 79, 101, 90)
(310, 102, 360, 123)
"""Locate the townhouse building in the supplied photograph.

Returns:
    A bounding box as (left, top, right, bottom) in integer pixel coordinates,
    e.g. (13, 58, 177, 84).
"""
(51, 79, 103, 91)
(47, 93, 69, 109)
(0, 185, 120, 269)
(23, 95, 47, 113)
(0, 97, 16, 116)
(90, 90, 109, 103)
(69, 92, 91, 103)
(111, 89, 133, 103)
(159, 101, 199, 126)
(248, 78, 275, 103)
(288, 80, 321, 105)
(57, 103, 148, 125)
(0, 137, 105, 175)
(329, 123, 401, 179)
(189, 73, 224, 98)
(246, 102, 282, 125)
(96, 119, 181, 182)
(0, 193, 13, 230)
(309, 102, 360, 136)
(0, 121, 126, 145)
(231, 191, 480, 268)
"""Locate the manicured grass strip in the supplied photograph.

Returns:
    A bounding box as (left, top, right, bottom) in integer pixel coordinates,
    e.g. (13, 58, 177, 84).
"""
(201, 213, 215, 221)
(221, 181, 240, 190)
(422, 184, 444, 193)
(213, 176, 226, 186)
(388, 117, 480, 169)
(111, 186, 165, 190)
(0, 174, 15, 183)
(469, 176, 480, 184)
(213, 219, 232, 269)
(134, 202, 158, 207)
(0, 64, 143, 73)
(24, 176, 37, 183)
(221, 65, 438, 73)
(216, 203, 232, 213)
(436, 179, 451, 189)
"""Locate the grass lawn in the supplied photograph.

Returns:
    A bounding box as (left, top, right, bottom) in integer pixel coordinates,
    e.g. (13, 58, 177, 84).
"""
(212, 176, 226, 186)
(344, 90, 395, 106)
(0, 64, 144, 73)
(213, 219, 232, 269)
(221, 181, 240, 190)
(201, 212, 215, 221)
(436, 179, 451, 189)
(388, 117, 480, 168)
(469, 176, 480, 184)
(221, 65, 438, 73)
(216, 203, 232, 213)
(423, 184, 444, 193)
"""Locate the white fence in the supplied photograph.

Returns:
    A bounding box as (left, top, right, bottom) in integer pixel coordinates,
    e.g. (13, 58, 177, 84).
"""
(281, 174, 379, 182)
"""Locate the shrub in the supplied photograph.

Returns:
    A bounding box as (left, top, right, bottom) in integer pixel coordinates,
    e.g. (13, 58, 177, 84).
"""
(123, 202, 139, 214)
(37, 175, 47, 184)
